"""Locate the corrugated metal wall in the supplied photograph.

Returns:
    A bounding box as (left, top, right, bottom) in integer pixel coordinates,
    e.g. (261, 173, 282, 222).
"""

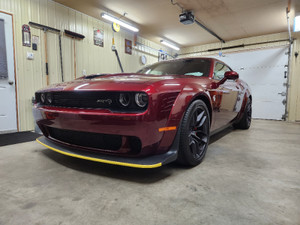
(0, 0, 169, 131)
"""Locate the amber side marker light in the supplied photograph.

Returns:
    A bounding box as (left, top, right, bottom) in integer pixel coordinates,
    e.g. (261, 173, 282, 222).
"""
(159, 126, 177, 132)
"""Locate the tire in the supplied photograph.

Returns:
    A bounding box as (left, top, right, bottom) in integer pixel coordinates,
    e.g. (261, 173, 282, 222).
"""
(177, 100, 210, 167)
(234, 98, 252, 130)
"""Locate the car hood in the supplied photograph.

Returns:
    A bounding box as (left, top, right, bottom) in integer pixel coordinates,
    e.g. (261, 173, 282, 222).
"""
(37, 73, 203, 92)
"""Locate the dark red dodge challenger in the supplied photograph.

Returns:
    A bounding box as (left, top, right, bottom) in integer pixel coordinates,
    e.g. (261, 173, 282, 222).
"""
(34, 57, 252, 168)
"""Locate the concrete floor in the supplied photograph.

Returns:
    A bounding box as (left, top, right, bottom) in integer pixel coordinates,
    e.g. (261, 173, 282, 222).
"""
(0, 120, 300, 225)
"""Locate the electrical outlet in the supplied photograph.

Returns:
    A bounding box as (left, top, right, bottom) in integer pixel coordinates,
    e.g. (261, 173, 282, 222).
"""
(27, 52, 34, 60)
(82, 69, 87, 75)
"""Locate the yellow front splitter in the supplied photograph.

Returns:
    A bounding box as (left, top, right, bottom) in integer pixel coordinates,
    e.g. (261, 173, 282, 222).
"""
(36, 137, 177, 169)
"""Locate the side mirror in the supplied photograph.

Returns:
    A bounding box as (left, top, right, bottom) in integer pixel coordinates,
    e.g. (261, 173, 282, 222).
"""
(224, 71, 239, 80)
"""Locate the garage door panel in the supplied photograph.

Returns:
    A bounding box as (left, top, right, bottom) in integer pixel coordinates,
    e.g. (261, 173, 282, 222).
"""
(239, 67, 286, 85)
(254, 101, 285, 120)
(212, 46, 288, 120)
(225, 47, 288, 68)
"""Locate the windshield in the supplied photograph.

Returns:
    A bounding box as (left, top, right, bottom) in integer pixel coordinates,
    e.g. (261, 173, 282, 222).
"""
(137, 59, 211, 77)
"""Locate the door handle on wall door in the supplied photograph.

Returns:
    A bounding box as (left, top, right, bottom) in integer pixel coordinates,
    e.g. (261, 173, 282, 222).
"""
(8, 80, 14, 85)
(278, 92, 286, 96)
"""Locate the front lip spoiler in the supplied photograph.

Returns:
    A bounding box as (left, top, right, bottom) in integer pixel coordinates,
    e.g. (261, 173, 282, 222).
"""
(36, 136, 177, 169)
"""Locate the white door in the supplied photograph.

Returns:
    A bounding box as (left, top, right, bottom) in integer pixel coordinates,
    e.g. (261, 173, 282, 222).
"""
(0, 12, 17, 133)
(213, 46, 288, 120)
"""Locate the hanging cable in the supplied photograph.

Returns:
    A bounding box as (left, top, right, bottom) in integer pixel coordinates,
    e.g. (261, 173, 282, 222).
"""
(171, 0, 184, 12)
(219, 41, 223, 57)
(119, 12, 128, 19)
(286, 7, 292, 43)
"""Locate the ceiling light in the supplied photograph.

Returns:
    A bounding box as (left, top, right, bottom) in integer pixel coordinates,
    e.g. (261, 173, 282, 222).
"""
(101, 13, 139, 32)
(160, 40, 180, 51)
(294, 15, 300, 32)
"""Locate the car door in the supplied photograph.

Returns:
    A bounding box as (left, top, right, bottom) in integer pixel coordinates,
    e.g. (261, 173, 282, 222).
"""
(210, 62, 239, 130)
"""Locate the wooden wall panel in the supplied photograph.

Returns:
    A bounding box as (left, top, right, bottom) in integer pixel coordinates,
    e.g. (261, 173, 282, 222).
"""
(180, 33, 290, 57)
(288, 34, 300, 122)
(0, 0, 168, 131)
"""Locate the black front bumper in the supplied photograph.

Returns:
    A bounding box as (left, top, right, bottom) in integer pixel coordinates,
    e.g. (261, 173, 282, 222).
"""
(36, 136, 178, 168)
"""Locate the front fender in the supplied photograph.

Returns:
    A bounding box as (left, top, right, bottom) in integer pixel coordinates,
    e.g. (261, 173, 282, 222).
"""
(156, 84, 212, 154)
(235, 88, 251, 122)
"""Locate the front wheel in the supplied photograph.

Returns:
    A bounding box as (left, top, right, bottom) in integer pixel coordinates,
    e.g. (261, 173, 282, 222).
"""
(177, 100, 210, 167)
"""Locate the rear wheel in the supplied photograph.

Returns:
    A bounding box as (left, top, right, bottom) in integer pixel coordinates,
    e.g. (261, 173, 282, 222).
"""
(177, 100, 210, 166)
(234, 98, 252, 129)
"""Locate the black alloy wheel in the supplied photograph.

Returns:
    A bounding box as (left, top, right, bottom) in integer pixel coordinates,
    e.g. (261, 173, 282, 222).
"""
(177, 100, 210, 166)
(245, 100, 252, 127)
(234, 98, 252, 130)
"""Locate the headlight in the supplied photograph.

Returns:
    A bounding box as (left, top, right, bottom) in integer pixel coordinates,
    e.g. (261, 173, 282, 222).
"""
(40, 93, 46, 103)
(46, 93, 53, 104)
(135, 93, 148, 107)
(119, 93, 131, 107)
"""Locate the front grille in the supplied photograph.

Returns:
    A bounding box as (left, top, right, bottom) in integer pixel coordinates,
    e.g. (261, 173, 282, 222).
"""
(52, 92, 118, 109)
(35, 91, 147, 112)
(48, 127, 122, 151)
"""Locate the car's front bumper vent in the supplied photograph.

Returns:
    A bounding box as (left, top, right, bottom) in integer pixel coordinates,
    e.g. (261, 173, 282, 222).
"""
(47, 127, 141, 154)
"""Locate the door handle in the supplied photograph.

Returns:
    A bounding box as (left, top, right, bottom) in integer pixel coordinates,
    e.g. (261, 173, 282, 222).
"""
(278, 92, 286, 96)
(8, 80, 14, 85)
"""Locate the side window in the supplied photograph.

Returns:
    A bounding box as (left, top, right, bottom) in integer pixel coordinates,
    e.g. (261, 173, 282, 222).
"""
(213, 62, 230, 80)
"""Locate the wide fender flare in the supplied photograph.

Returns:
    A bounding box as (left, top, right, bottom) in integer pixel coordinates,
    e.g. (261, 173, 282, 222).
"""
(236, 89, 252, 121)
(156, 84, 213, 154)
(167, 84, 213, 128)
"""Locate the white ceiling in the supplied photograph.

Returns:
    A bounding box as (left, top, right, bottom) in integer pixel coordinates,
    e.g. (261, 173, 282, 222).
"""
(54, 0, 299, 47)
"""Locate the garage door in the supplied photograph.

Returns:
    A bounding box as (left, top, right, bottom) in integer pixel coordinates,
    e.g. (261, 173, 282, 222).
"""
(213, 46, 288, 120)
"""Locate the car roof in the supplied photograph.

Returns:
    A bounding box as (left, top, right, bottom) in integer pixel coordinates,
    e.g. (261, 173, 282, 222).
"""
(142, 57, 232, 72)
(162, 57, 222, 64)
